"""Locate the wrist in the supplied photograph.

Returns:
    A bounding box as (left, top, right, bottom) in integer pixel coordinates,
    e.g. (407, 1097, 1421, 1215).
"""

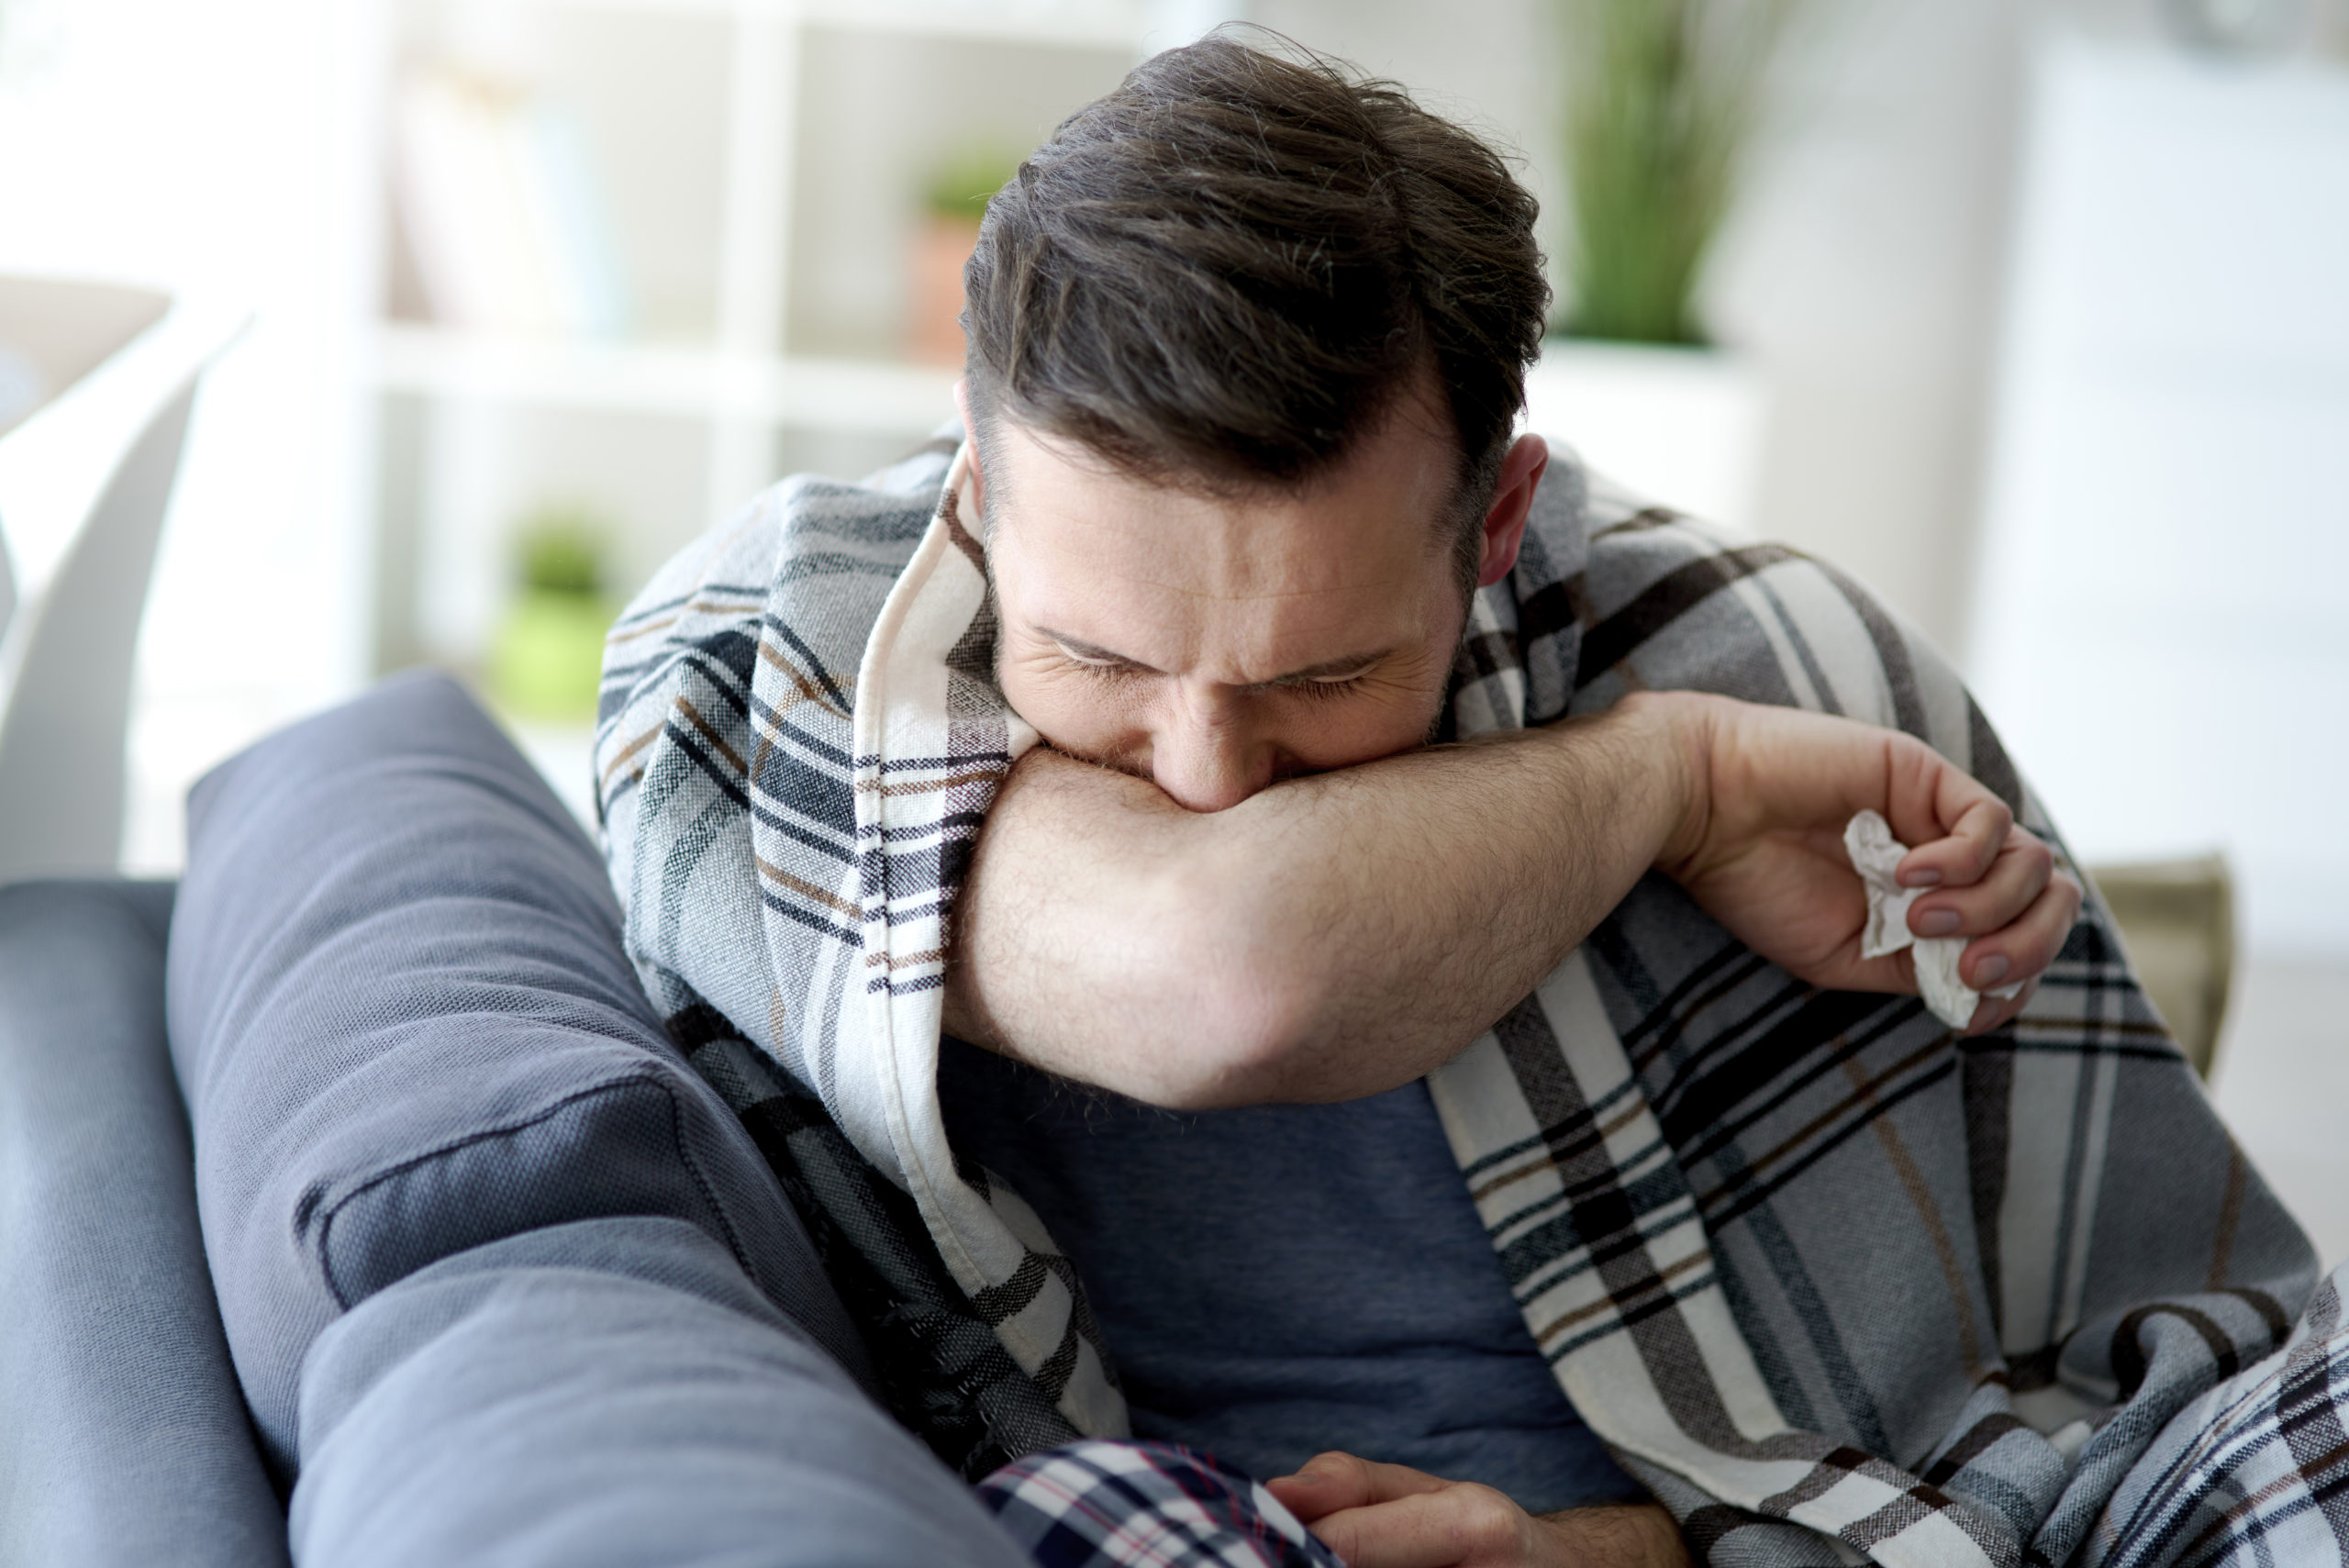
(1613, 690, 1716, 877)
(1537, 1503, 1693, 1568)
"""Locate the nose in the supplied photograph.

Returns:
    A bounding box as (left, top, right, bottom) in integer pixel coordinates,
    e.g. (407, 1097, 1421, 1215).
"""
(1149, 690, 1274, 813)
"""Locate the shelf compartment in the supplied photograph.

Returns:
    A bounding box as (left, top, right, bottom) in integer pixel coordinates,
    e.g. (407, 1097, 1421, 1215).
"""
(372, 324, 958, 433)
(407, 0, 1146, 51)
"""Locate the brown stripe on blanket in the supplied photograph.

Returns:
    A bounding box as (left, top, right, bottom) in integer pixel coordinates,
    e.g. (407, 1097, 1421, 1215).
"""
(2210, 1144, 2250, 1291)
(599, 722, 662, 785)
(863, 947, 946, 970)
(1849, 1053, 1993, 1378)
(1532, 1251, 1712, 1345)
(755, 855, 863, 918)
(1469, 1099, 1650, 1204)
(941, 484, 987, 575)
(1692, 1037, 1951, 1214)
(677, 695, 746, 775)
(757, 637, 852, 720)
(855, 768, 1011, 797)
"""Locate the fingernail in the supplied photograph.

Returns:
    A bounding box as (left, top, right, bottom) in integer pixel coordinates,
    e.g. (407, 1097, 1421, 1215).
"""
(1915, 909, 1959, 937)
(1974, 954, 2009, 984)
(1899, 867, 1942, 888)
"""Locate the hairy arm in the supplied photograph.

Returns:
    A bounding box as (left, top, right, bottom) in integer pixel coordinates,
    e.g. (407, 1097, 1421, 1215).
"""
(1537, 1504, 1693, 1568)
(944, 692, 2075, 1110)
(944, 695, 1696, 1109)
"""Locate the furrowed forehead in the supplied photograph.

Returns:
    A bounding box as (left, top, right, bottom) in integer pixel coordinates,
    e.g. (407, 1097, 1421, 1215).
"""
(971, 372, 1474, 545)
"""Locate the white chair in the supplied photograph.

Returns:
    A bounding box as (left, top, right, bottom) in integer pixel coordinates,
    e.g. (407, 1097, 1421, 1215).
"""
(0, 277, 242, 881)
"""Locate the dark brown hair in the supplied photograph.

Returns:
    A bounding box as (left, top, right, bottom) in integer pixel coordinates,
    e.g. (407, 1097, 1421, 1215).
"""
(963, 33, 1549, 573)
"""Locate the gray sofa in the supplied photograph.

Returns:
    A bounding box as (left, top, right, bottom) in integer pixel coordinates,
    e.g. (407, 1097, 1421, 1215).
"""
(0, 672, 1034, 1567)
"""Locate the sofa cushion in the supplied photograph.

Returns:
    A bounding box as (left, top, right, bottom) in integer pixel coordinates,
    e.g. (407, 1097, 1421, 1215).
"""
(0, 879, 289, 1566)
(292, 1218, 1030, 1568)
(167, 671, 873, 1478)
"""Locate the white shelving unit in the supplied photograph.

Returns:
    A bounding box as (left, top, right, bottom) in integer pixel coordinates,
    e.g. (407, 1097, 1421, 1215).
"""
(372, 325, 960, 433)
(363, 0, 1174, 673)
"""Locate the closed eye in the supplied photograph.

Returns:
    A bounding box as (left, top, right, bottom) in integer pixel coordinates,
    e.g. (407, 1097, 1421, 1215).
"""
(1277, 662, 1381, 685)
(1052, 639, 1143, 673)
(1270, 663, 1379, 698)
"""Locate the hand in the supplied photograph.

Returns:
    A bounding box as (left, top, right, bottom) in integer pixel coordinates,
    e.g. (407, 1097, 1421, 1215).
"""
(1265, 1451, 1690, 1568)
(1648, 693, 2082, 1034)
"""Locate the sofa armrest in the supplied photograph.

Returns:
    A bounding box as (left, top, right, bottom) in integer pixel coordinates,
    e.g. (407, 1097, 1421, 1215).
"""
(0, 878, 288, 1566)
(166, 671, 874, 1475)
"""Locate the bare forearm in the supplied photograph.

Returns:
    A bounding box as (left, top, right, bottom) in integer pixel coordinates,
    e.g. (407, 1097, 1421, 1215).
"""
(944, 692, 1702, 1108)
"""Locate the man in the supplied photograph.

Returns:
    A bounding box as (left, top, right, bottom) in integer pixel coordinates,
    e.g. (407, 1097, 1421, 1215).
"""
(920, 40, 2064, 1565)
(600, 37, 2309, 1568)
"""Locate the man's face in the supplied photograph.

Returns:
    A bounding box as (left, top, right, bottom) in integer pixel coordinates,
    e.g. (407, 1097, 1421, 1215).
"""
(980, 397, 1476, 813)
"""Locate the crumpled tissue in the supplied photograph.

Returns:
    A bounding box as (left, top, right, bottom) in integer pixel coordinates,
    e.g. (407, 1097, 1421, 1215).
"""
(1844, 808, 2025, 1030)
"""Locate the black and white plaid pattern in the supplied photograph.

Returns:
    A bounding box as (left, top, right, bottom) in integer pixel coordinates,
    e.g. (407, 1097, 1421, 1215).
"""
(597, 434, 2337, 1564)
(2083, 1265, 2349, 1568)
(978, 1441, 1342, 1568)
(597, 438, 1119, 1467)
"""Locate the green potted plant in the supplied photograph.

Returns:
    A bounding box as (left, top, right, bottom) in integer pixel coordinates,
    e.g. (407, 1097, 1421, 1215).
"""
(907, 146, 1022, 367)
(1525, 0, 1798, 528)
(487, 503, 618, 724)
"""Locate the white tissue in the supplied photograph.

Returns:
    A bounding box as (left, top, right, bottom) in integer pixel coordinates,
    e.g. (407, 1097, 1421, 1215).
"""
(1843, 809, 2024, 1030)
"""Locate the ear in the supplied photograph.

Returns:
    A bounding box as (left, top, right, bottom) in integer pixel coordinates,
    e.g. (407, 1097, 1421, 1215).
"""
(954, 378, 987, 516)
(1475, 433, 1548, 588)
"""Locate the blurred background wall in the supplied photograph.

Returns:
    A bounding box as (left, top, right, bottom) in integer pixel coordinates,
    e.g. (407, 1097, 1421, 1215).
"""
(0, 0, 2343, 1247)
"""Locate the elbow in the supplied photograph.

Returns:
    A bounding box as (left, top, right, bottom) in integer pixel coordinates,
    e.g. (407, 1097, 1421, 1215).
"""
(1118, 870, 1323, 1110)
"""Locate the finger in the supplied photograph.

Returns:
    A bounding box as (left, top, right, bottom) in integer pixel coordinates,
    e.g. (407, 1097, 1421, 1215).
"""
(1908, 828, 2054, 940)
(1956, 872, 2081, 1027)
(1894, 795, 2012, 892)
(1266, 1452, 1447, 1521)
(1963, 973, 2041, 1036)
(1304, 1487, 1534, 1568)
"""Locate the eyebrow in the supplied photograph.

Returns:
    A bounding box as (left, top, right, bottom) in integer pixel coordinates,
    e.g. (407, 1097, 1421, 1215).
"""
(1036, 627, 1393, 684)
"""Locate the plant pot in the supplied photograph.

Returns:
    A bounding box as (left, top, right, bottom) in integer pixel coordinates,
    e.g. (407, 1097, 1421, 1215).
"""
(907, 213, 982, 368)
(1520, 337, 1767, 533)
(488, 586, 618, 723)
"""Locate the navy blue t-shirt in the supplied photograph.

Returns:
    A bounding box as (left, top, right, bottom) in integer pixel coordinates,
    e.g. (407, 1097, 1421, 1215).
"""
(938, 1039, 1643, 1513)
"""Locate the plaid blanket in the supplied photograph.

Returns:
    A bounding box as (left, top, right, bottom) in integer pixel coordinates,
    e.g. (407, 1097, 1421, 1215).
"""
(979, 1441, 1343, 1568)
(595, 435, 2339, 1566)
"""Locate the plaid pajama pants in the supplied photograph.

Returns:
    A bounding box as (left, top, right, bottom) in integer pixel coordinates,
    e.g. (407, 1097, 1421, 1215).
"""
(979, 1441, 1347, 1568)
